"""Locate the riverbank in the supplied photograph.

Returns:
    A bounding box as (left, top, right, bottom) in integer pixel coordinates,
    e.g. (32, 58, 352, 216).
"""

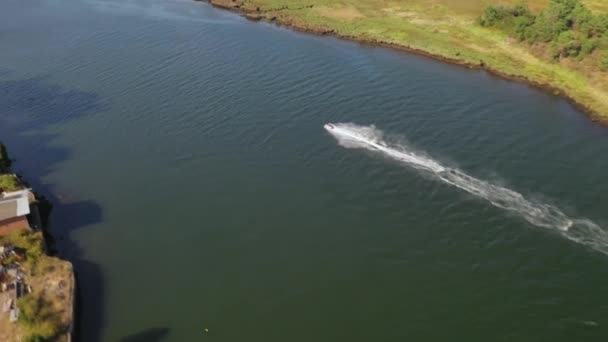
(0, 143, 75, 342)
(198, 0, 608, 123)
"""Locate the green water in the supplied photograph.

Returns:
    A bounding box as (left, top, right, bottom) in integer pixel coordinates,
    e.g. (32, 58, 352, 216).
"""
(1, 0, 608, 341)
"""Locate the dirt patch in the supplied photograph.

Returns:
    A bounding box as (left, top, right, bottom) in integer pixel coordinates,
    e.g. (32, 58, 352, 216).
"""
(0, 315, 21, 342)
(381, 8, 442, 26)
(316, 6, 363, 21)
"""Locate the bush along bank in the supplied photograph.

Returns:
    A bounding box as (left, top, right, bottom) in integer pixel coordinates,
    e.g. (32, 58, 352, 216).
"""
(480, 0, 608, 66)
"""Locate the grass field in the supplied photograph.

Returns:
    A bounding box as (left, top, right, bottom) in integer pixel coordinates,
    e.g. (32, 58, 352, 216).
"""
(216, 0, 608, 120)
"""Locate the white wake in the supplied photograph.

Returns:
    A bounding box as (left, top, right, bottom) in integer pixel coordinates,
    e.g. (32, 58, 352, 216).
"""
(326, 123, 608, 255)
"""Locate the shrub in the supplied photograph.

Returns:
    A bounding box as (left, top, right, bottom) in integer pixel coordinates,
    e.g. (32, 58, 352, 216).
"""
(480, 0, 608, 62)
(0, 174, 22, 192)
(589, 14, 608, 37)
(479, 2, 536, 42)
(479, 3, 534, 28)
(581, 38, 599, 55)
(479, 5, 509, 27)
(571, 3, 593, 32)
(526, 0, 578, 42)
(526, 12, 557, 42)
(554, 31, 583, 57)
(511, 3, 532, 17)
(17, 295, 62, 341)
(513, 13, 535, 40)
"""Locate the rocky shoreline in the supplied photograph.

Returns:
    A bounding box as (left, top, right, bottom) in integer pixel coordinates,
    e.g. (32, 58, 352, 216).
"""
(198, 0, 607, 125)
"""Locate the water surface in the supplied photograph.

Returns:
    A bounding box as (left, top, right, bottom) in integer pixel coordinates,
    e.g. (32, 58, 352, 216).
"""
(1, 0, 608, 341)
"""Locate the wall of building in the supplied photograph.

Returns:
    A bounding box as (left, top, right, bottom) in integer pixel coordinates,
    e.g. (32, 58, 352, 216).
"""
(0, 216, 29, 236)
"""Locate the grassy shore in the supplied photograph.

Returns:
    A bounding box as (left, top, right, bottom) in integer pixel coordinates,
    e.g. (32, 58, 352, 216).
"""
(204, 0, 608, 122)
(0, 231, 74, 342)
(0, 144, 74, 342)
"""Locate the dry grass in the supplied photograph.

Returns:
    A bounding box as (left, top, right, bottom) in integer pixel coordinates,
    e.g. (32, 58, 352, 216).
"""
(316, 5, 363, 21)
(0, 231, 74, 342)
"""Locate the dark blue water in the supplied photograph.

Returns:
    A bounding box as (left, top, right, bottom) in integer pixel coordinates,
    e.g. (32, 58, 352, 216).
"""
(2, 0, 608, 341)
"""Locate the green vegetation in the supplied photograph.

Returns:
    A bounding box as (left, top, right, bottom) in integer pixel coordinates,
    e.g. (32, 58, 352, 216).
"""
(1, 231, 70, 342)
(0, 174, 22, 192)
(0, 230, 45, 271)
(0, 147, 71, 342)
(480, 0, 608, 61)
(17, 296, 63, 342)
(206, 0, 608, 120)
(479, 3, 536, 39)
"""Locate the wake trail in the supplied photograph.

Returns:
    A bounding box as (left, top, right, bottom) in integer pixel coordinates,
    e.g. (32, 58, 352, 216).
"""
(326, 122, 608, 256)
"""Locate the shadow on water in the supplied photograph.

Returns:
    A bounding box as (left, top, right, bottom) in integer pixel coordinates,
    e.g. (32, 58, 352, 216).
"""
(0, 75, 106, 342)
(119, 328, 171, 342)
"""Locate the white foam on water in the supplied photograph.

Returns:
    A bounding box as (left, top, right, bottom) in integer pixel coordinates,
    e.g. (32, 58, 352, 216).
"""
(326, 122, 608, 256)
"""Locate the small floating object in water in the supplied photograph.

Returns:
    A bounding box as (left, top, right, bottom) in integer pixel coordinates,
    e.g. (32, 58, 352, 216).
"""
(204, 328, 209, 333)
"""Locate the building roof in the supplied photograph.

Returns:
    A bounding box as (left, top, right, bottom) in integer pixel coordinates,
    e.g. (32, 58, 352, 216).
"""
(0, 190, 30, 222)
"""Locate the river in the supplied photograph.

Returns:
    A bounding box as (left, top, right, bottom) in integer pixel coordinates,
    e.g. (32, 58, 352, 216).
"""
(1, 0, 608, 341)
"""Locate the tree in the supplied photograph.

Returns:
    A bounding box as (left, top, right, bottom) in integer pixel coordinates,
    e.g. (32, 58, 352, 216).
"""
(479, 0, 608, 62)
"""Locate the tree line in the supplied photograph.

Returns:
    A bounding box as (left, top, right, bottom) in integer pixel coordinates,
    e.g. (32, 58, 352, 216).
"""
(479, 0, 608, 68)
